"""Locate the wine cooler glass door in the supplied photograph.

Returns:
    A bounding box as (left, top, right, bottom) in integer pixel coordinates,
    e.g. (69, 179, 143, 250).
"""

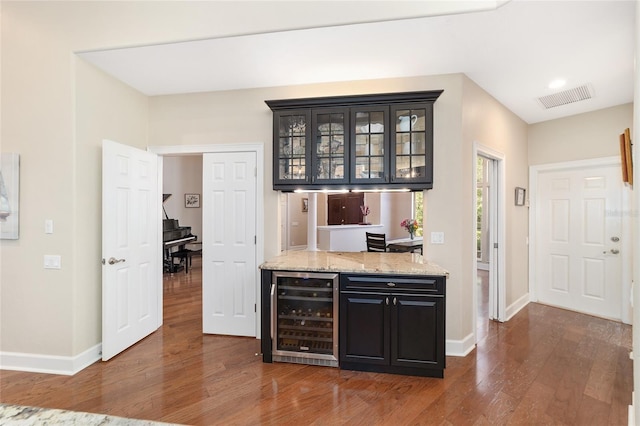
(272, 272, 338, 363)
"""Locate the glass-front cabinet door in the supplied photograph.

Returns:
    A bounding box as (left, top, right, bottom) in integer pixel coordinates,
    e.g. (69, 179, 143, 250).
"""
(350, 107, 389, 184)
(273, 110, 311, 186)
(390, 103, 434, 185)
(311, 108, 348, 185)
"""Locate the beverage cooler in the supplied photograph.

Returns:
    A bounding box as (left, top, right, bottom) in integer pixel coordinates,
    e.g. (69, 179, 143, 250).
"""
(270, 271, 339, 367)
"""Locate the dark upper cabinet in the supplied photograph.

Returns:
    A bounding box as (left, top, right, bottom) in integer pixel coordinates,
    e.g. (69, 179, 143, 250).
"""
(266, 91, 442, 191)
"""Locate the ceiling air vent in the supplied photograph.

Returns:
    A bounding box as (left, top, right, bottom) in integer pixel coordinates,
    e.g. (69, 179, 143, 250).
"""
(537, 84, 594, 109)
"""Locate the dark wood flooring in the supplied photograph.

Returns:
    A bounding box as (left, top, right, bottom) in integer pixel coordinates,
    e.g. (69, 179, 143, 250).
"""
(0, 259, 632, 425)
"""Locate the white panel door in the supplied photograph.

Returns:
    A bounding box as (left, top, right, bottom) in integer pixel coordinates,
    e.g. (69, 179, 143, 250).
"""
(202, 152, 257, 336)
(536, 163, 622, 320)
(102, 140, 160, 361)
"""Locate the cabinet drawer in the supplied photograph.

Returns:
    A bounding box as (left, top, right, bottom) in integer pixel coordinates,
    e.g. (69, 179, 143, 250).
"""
(341, 274, 444, 296)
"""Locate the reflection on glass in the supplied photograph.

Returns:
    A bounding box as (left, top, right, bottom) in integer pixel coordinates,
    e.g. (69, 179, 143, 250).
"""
(412, 133, 425, 155)
(315, 113, 345, 181)
(278, 114, 307, 181)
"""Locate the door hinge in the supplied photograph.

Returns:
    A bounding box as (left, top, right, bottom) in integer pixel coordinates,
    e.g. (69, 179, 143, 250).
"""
(254, 303, 257, 313)
(254, 235, 257, 245)
(494, 243, 499, 249)
(255, 167, 257, 177)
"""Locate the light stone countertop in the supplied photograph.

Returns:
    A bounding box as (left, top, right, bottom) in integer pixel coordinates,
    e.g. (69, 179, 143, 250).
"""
(0, 404, 178, 425)
(260, 250, 448, 277)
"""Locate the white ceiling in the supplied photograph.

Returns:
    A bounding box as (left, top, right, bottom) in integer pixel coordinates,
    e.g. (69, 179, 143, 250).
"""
(79, 0, 636, 124)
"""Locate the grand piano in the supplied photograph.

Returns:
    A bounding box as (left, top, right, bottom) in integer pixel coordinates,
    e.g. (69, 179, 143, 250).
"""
(163, 194, 197, 273)
(163, 218, 196, 273)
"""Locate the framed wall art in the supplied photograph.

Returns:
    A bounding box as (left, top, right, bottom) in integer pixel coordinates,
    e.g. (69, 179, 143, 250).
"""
(620, 128, 633, 186)
(0, 153, 20, 239)
(185, 193, 200, 208)
(515, 187, 526, 206)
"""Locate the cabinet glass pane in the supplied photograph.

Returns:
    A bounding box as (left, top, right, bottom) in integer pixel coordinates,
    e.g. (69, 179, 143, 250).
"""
(412, 133, 426, 155)
(370, 157, 384, 178)
(370, 134, 384, 155)
(280, 158, 306, 180)
(396, 155, 410, 178)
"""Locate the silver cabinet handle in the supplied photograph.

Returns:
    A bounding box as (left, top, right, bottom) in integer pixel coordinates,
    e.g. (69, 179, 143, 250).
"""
(393, 297, 397, 306)
(386, 297, 389, 305)
(387, 282, 396, 287)
(270, 284, 276, 340)
(107, 257, 125, 265)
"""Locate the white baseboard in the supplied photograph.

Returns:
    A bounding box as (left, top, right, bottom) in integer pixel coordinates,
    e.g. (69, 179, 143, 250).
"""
(505, 293, 530, 321)
(0, 343, 101, 376)
(446, 332, 475, 357)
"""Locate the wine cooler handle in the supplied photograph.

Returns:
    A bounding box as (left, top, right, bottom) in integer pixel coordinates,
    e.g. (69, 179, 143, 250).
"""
(270, 283, 276, 340)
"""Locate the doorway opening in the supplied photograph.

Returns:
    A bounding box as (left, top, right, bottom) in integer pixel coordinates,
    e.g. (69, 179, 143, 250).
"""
(473, 143, 506, 345)
(150, 143, 264, 339)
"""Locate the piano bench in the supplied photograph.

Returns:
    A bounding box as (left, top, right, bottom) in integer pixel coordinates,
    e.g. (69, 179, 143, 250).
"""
(171, 249, 202, 274)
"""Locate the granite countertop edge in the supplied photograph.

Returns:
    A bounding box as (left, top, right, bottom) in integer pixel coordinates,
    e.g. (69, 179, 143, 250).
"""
(259, 251, 449, 278)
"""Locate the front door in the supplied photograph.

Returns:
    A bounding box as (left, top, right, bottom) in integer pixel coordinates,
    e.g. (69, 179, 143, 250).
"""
(535, 161, 622, 320)
(202, 151, 257, 336)
(102, 140, 161, 360)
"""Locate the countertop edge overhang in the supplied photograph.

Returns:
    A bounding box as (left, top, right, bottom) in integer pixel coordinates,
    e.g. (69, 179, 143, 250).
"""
(260, 251, 449, 278)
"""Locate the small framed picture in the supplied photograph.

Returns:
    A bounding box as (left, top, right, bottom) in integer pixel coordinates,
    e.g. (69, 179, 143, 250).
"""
(515, 187, 526, 206)
(302, 198, 308, 212)
(185, 193, 200, 208)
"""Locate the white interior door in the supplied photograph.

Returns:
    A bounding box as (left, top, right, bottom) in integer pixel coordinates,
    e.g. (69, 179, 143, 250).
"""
(102, 140, 161, 361)
(535, 162, 622, 320)
(202, 151, 257, 336)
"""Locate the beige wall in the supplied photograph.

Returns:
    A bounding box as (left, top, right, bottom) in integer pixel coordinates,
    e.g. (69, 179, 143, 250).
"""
(529, 103, 633, 165)
(162, 156, 204, 241)
(461, 76, 529, 316)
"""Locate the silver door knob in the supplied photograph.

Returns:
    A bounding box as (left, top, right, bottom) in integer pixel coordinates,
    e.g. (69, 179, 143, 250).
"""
(107, 257, 126, 265)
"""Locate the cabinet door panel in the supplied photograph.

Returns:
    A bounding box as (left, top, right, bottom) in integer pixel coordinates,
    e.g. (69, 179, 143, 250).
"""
(273, 110, 311, 188)
(312, 108, 349, 185)
(350, 107, 389, 184)
(390, 103, 433, 187)
(391, 295, 444, 369)
(340, 292, 389, 365)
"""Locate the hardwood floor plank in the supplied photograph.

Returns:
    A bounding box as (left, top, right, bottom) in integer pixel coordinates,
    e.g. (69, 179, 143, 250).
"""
(0, 263, 632, 425)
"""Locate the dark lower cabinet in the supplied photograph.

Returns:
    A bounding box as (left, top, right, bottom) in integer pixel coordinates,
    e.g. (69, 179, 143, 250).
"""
(339, 274, 445, 378)
(262, 269, 446, 378)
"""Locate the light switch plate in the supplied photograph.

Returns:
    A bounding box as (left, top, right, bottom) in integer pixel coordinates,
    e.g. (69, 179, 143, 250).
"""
(431, 232, 445, 244)
(45, 219, 54, 234)
(44, 255, 61, 269)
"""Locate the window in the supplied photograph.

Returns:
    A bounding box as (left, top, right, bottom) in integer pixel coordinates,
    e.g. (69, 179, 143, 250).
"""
(413, 191, 423, 237)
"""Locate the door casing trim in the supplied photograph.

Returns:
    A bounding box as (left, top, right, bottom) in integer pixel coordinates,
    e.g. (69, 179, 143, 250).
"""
(148, 143, 265, 337)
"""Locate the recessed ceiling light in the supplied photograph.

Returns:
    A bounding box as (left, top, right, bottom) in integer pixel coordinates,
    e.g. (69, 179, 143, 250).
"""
(548, 79, 566, 89)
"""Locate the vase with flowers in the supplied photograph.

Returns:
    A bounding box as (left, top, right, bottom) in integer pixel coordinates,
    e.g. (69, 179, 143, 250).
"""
(400, 218, 419, 239)
(360, 205, 370, 225)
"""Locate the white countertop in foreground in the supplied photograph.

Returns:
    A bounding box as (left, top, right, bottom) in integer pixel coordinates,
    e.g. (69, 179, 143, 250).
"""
(260, 250, 448, 277)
